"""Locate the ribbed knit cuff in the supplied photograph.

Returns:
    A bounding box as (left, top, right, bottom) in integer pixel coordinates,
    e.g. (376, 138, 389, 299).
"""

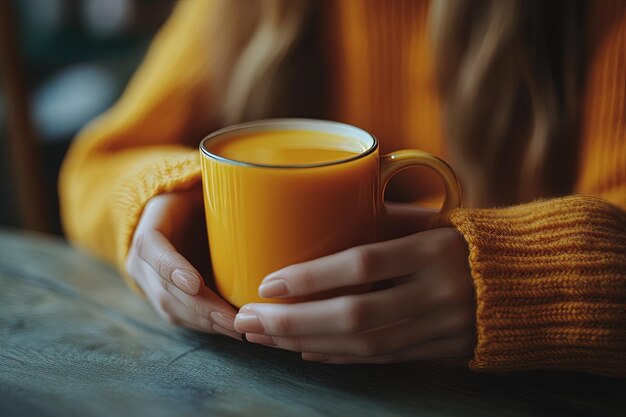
(446, 195, 626, 377)
(113, 147, 202, 294)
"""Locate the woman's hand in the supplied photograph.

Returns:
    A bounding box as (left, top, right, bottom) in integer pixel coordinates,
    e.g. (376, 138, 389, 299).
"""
(234, 205, 476, 363)
(126, 187, 241, 340)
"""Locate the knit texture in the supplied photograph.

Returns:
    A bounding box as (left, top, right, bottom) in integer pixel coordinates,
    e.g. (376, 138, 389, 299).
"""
(59, 0, 626, 375)
(59, 0, 213, 290)
(447, 196, 626, 377)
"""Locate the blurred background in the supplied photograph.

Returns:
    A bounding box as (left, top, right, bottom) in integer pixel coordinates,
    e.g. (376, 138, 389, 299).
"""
(0, 0, 175, 235)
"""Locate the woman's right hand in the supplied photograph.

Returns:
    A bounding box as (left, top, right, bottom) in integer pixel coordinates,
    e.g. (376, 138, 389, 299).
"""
(125, 187, 242, 341)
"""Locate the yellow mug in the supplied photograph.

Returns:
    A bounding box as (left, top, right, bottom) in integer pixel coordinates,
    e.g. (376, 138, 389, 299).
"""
(200, 119, 461, 307)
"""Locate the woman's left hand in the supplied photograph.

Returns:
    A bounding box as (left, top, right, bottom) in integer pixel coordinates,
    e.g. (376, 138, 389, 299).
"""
(234, 221, 477, 364)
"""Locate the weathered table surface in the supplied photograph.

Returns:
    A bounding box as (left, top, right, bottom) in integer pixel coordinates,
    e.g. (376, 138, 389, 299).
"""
(1, 229, 624, 417)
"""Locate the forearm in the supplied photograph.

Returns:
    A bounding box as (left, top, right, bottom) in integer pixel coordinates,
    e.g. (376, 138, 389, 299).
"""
(59, 144, 201, 285)
(58, 0, 217, 275)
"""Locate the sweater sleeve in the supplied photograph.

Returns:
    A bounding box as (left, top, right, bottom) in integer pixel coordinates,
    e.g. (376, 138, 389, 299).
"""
(446, 196, 626, 377)
(446, 5, 626, 376)
(59, 0, 218, 292)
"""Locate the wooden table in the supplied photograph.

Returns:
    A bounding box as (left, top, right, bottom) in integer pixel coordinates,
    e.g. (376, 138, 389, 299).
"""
(1, 229, 624, 417)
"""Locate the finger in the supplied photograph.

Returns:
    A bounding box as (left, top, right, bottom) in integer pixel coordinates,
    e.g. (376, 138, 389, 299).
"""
(238, 277, 442, 336)
(163, 278, 237, 323)
(137, 261, 217, 332)
(156, 290, 214, 331)
(258, 232, 429, 298)
(302, 332, 476, 364)
(246, 307, 471, 356)
(139, 260, 177, 322)
(126, 250, 152, 295)
(166, 296, 243, 341)
(135, 229, 202, 295)
(140, 259, 237, 330)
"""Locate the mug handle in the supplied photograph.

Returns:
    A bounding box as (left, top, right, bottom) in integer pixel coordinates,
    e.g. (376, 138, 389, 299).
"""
(380, 150, 462, 215)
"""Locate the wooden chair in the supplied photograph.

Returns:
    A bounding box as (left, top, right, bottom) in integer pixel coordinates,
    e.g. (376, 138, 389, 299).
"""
(0, 0, 50, 232)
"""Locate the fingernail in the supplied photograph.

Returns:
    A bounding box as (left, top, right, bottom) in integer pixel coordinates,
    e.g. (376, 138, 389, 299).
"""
(302, 353, 329, 362)
(234, 313, 264, 333)
(245, 333, 275, 346)
(172, 269, 200, 295)
(212, 324, 243, 342)
(258, 279, 288, 298)
(210, 312, 236, 331)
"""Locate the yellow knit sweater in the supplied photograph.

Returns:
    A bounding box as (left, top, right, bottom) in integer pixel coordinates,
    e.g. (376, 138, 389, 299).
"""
(59, 1, 626, 376)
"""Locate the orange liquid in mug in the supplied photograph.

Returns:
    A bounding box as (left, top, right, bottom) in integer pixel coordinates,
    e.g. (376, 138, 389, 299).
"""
(209, 130, 363, 165)
(202, 130, 380, 307)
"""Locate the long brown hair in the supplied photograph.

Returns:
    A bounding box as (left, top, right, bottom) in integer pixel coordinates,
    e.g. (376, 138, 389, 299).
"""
(209, 0, 586, 207)
(431, 0, 587, 206)
(209, 0, 323, 125)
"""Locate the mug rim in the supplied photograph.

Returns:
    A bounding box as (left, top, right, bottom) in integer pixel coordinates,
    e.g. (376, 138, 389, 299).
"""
(199, 118, 379, 169)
